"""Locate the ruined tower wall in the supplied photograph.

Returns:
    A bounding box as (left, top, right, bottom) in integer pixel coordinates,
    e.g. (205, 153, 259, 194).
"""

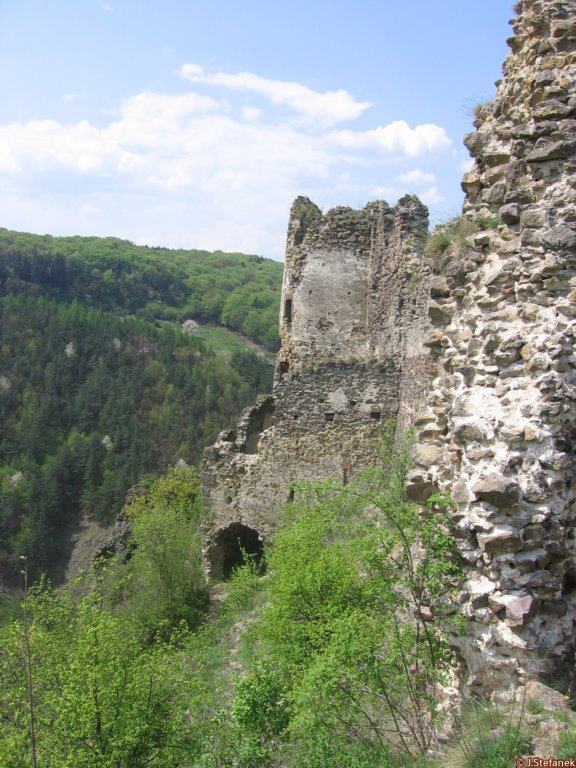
(367, 198, 435, 435)
(202, 195, 431, 574)
(408, 0, 576, 693)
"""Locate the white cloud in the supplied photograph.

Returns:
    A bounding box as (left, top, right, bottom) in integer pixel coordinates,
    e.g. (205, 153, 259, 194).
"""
(370, 182, 444, 208)
(100, 1, 112, 10)
(0, 142, 20, 173)
(420, 186, 444, 205)
(0, 119, 119, 173)
(371, 185, 402, 200)
(62, 93, 86, 103)
(0, 73, 454, 257)
(241, 106, 261, 122)
(0, 89, 450, 187)
(397, 169, 436, 186)
(459, 158, 474, 173)
(327, 121, 452, 156)
(180, 63, 371, 125)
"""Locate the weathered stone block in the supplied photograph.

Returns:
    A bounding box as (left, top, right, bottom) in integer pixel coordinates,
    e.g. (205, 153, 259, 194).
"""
(477, 526, 523, 555)
(526, 139, 576, 162)
(489, 593, 537, 627)
(500, 203, 520, 224)
(542, 226, 576, 251)
(472, 474, 520, 508)
(405, 469, 437, 504)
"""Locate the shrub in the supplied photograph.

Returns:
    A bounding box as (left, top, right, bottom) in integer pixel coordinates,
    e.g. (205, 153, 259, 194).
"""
(463, 727, 531, 768)
(473, 100, 493, 126)
(220, 554, 263, 622)
(120, 466, 209, 637)
(245, 430, 463, 762)
(425, 216, 496, 273)
(232, 662, 291, 749)
(454, 701, 532, 768)
(0, 581, 194, 767)
(425, 229, 453, 256)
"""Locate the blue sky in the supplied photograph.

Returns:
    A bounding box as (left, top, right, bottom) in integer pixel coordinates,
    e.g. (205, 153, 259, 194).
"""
(0, 0, 513, 259)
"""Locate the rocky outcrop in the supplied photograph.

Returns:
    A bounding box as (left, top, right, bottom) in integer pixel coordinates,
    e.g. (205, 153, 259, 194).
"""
(411, 0, 576, 693)
(202, 196, 431, 574)
(65, 487, 141, 580)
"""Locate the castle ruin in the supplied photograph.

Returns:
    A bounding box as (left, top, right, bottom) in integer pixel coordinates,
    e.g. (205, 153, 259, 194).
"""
(203, 0, 576, 694)
(202, 196, 430, 577)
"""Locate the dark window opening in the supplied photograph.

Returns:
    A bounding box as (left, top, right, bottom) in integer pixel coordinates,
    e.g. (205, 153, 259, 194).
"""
(287, 488, 295, 502)
(564, 571, 576, 594)
(245, 436, 259, 453)
(325, 412, 335, 422)
(208, 523, 265, 580)
(277, 360, 289, 378)
(283, 298, 293, 326)
(349, 400, 357, 407)
(370, 410, 381, 421)
(245, 398, 275, 454)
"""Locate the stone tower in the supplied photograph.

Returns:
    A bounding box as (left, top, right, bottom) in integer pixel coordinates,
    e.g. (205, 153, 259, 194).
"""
(202, 195, 430, 578)
(409, 0, 576, 693)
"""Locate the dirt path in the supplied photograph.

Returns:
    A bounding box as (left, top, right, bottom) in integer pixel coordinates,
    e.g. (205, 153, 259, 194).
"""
(207, 580, 262, 700)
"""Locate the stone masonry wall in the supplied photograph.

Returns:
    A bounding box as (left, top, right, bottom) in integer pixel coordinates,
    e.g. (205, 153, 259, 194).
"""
(407, 0, 576, 694)
(202, 195, 430, 572)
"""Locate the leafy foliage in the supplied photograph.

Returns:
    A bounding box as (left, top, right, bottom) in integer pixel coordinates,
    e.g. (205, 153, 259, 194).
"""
(0, 227, 283, 350)
(425, 215, 500, 273)
(0, 437, 551, 768)
(117, 466, 209, 638)
(0, 582, 196, 768)
(558, 728, 576, 760)
(210, 432, 464, 767)
(463, 728, 532, 768)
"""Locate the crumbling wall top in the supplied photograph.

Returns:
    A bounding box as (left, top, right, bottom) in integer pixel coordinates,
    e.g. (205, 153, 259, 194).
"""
(277, 196, 429, 372)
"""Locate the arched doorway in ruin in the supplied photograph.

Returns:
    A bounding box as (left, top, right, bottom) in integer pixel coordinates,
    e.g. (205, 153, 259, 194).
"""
(208, 523, 265, 580)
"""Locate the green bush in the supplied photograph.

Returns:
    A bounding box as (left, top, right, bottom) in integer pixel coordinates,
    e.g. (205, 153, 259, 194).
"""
(220, 555, 263, 622)
(0, 434, 472, 768)
(119, 466, 209, 637)
(425, 229, 453, 256)
(463, 727, 531, 768)
(0, 582, 195, 767)
(230, 431, 463, 765)
(425, 216, 489, 272)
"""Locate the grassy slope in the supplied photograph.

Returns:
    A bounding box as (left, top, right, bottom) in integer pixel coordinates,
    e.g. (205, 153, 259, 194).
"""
(188, 322, 276, 363)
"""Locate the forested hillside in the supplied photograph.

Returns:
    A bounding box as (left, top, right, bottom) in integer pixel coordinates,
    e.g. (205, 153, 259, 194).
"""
(0, 227, 281, 584)
(0, 228, 283, 350)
